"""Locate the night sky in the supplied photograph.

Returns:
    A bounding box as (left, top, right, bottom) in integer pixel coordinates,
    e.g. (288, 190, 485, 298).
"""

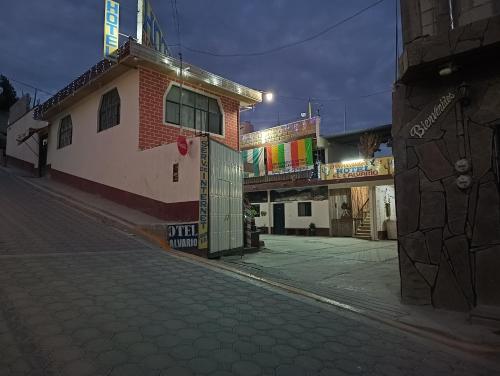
(0, 0, 398, 136)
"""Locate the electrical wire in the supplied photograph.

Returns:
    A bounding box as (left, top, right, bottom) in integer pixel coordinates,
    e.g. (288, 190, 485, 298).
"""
(180, 0, 386, 57)
(171, 0, 182, 53)
(6, 77, 54, 96)
(278, 89, 392, 103)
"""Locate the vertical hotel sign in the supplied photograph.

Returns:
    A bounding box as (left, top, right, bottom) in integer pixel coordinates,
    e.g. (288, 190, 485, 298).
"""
(136, 0, 170, 56)
(103, 0, 119, 59)
(198, 136, 209, 250)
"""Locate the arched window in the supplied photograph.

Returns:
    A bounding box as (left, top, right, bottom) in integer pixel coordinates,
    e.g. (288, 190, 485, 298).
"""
(165, 86, 223, 135)
(99, 88, 120, 131)
(58, 115, 72, 149)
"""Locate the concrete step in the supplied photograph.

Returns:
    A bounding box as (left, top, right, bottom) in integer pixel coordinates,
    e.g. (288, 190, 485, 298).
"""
(356, 231, 371, 236)
(357, 227, 371, 233)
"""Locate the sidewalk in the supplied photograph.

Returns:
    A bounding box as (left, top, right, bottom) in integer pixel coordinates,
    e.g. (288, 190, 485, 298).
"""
(4, 166, 500, 358)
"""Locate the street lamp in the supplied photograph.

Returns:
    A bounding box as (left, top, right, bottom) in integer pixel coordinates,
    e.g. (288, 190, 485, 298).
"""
(264, 92, 274, 102)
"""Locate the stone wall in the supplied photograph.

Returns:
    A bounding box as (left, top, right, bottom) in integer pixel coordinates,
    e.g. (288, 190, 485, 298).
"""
(393, 62, 500, 311)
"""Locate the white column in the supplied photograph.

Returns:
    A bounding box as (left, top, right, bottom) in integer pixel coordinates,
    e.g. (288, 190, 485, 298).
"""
(369, 186, 378, 240)
(267, 190, 272, 234)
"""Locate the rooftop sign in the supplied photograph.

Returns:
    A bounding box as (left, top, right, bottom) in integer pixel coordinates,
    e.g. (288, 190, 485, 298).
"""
(103, 0, 120, 59)
(136, 0, 170, 56)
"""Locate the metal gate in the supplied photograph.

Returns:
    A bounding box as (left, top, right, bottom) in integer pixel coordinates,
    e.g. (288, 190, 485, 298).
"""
(208, 140, 243, 255)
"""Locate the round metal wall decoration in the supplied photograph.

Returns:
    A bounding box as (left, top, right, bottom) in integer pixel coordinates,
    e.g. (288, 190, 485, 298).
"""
(455, 159, 470, 173)
(456, 175, 472, 189)
(177, 135, 188, 156)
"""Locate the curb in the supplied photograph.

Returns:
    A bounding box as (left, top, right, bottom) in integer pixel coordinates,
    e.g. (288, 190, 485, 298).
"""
(14, 172, 500, 357)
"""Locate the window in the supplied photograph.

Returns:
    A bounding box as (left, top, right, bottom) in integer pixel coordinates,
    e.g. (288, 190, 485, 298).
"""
(173, 163, 179, 182)
(165, 86, 222, 135)
(298, 202, 312, 217)
(58, 115, 72, 149)
(99, 88, 120, 131)
(251, 204, 260, 217)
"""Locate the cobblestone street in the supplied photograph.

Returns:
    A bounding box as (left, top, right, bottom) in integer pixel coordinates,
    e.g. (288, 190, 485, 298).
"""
(1, 169, 499, 376)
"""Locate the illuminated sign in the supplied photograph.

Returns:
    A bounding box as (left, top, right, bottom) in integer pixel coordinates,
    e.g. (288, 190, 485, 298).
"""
(103, 0, 120, 59)
(321, 157, 394, 180)
(198, 135, 209, 250)
(137, 0, 170, 56)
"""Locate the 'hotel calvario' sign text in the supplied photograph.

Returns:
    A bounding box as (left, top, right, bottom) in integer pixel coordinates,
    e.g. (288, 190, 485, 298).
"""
(409, 92, 456, 138)
(321, 157, 394, 181)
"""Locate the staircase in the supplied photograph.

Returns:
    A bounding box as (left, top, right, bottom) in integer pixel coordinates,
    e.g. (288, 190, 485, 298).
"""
(354, 210, 372, 240)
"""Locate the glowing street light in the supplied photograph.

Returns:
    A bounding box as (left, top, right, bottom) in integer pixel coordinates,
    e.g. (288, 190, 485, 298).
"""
(264, 91, 274, 102)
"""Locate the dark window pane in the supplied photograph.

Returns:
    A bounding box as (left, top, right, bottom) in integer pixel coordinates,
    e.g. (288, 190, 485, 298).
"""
(209, 98, 220, 113)
(209, 112, 221, 135)
(195, 109, 207, 132)
(298, 202, 312, 217)
(181, 105, 195, 128)
(58, 115, 72, 149)
(167, 86, 180, 102)
(166, 101, 180, 124)
(181, 89, 196, 107)
(99, 88, 120, 131)
(196, 94, 208, 111)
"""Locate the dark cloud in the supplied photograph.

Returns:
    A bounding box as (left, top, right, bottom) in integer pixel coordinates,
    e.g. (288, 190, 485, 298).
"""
(0, 0, 396, 135)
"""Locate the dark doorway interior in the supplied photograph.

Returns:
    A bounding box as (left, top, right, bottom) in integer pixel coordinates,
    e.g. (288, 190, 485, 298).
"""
(273, 203, 285, 234)
(38, 134, 48, 177)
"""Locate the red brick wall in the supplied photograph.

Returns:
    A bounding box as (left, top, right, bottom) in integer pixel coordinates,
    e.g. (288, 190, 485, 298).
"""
(139, 67, 240, 151)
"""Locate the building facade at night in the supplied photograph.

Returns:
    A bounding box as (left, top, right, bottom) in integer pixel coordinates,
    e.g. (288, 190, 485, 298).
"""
(31, 41, 261, 257)
(394, 0, 500, 317)
(243, 119, 396, 241)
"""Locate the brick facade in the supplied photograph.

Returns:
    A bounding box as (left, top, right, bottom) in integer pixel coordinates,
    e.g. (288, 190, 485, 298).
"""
(138, 67, 240, 151)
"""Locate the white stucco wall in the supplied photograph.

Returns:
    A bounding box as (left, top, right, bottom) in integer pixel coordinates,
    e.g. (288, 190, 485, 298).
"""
(375, 185, 396, 231)
(46, 70, 200, 204)
(253, 200, 330, 229)
(252, 203, 269, 228)
(283, 200, 329, 229)
(6, 109, 47, 168)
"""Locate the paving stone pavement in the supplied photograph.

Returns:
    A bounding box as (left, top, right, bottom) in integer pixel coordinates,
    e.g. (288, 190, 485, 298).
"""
(1, 169, 499, 376)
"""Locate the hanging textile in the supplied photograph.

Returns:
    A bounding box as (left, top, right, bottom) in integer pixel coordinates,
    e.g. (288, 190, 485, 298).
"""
(266, 137, 313, 174)
(242, 147, 265, 177)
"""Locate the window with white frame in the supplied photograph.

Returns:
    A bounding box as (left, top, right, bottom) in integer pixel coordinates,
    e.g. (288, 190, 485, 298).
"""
(165, 85, 222, 135)
(98, 88, 120, 132)
(58, 115, 72, 149)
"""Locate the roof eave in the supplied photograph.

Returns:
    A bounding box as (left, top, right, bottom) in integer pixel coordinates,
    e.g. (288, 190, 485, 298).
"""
(129, 42, 262, 106)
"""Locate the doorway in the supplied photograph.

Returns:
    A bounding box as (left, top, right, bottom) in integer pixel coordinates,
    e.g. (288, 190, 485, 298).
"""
(38, 133, 48, 177)
(329, 188, 352, 236)
(273, 203, 285, 234)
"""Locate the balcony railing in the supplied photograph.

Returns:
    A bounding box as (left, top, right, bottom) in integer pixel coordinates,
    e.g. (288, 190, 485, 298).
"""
(244, 169, 316, 185)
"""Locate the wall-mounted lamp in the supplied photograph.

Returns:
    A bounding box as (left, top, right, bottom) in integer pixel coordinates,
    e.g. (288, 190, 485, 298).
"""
(264, 92, 274, 102)
(438, 63, 458, 76)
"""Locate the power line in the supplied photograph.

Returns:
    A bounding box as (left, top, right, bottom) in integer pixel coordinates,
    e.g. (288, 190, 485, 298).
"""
(6, 77, 54, 96)
(278, 89, 392, 103)
(170, 0, 182, 53)
(181, 0, 386, 57)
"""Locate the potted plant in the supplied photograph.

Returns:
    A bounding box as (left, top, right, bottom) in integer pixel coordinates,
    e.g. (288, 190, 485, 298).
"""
(308, 223, 316, 236)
